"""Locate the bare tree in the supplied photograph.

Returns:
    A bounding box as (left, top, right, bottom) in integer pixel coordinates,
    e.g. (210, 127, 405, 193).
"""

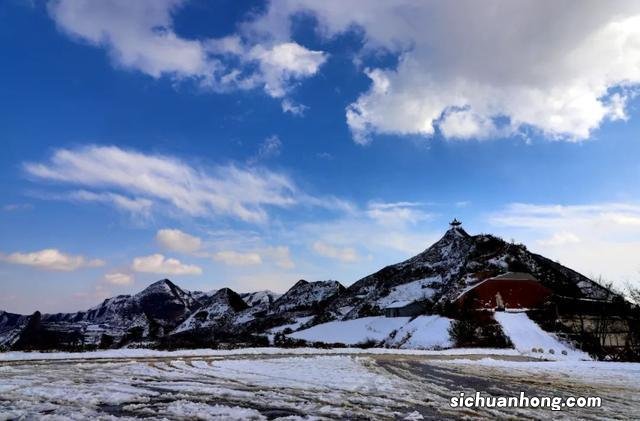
(624, 281, 640, 306)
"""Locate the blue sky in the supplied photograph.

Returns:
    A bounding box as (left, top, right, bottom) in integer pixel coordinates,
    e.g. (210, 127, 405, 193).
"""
(2, 0, 640, 313)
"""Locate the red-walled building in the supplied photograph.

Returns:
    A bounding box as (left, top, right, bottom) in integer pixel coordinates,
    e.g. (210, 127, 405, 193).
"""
(454, 272, 552, 310)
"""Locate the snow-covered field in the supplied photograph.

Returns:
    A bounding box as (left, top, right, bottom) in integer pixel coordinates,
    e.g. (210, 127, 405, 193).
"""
(1, 349, 639, 420)
(288, 315, 453, 348)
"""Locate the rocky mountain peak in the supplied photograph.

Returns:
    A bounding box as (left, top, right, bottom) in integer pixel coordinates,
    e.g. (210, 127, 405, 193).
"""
(208, 288, 249, 312)
(291, 279, 309, 289)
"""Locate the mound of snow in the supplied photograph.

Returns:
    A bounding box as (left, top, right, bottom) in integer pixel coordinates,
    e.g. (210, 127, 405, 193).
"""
(385, 315, 452, 349)
(376, 277, 437, 308)
(495, 311, 590, 360)
(289, 316, 409, 345)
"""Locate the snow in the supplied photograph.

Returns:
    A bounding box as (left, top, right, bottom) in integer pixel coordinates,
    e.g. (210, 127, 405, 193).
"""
(268, 316, 314, 334)
(494, 311, 591, 360)
(439, 358, 640, 388)
(384, 300, 413, 308)
(376, 277, 437, 309)
(289, 316, 410, 345)
(191, 356, 399, 392)
(0, 346, 522, 362)
(0, 353, 407, 419)
(385, 315, 452, 349)
(2, 350, 639, 420)
(165, 401, 266, 420)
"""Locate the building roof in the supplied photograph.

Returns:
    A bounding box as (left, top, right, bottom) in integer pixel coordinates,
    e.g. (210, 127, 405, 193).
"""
(490, 272, 538, 281)
(384, 300, 414, 309)
(454, 272, 540, 301)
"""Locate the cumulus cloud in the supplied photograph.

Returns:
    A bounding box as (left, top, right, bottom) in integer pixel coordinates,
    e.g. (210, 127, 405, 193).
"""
(156, 228, 202, 254)
(212, 250, 262, 266)
(132, 253, 202, 275)
(24, 145, 345, 223)
(0, 249, 105, 271)
(246, 42, 328, 98)
(46, 1, 640, 142)
(104, 272, 134, 285)
(312, 241, 360, 263)
(48, 0, 209, 78)
(48, 1, 327, 102)
(254, 0, 640, 142)
(489, 202, 640, 285)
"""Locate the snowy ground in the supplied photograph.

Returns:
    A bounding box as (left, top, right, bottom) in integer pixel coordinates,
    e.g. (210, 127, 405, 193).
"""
(494, 311, 590, 360)
(1, 349, 639, 420)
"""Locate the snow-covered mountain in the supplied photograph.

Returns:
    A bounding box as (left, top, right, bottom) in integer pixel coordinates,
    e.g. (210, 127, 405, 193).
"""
(173, 288, 248, 334)
(0, 225, 618, 351)
(271, 280, 344, 314)
(320, 225, 612, 321)
(240, 290, 281, 307)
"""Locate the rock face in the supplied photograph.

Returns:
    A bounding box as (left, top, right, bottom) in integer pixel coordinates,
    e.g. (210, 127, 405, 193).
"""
(0, 311, 30, 350)
(0, 226, 617, 351)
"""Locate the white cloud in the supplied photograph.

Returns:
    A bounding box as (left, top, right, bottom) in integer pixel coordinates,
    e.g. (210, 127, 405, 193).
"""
(298, 200, 437, 262)
(263, 246, 295, 269)
(68, 190, 153, 216)
(46, 1, 640, 142)
(156, 228, 202, 254)
(537, 232, 581, 247)
(366, 201, 431, 226)
(312, 241, 360, 263)
(24, 145, 322, 223)
(213, 250, 262, 266)
(48, 1, 327, 103)
(132, 253, 202, 275)
(2, 203, 33, 212)
(438, 109, 498, 140)
(0, 249, 105, 271)
(248, 135, 282, 164)
(104, 272, 134, 285)
(281, 99, 307, 116)
(489, 202, 640, 285)
(48, 0, 209, 78)
(247, 42, 327, 98)
(255, 1, 640, 142)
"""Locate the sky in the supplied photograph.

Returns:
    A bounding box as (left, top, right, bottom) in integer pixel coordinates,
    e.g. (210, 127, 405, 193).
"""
(1, 0, 640, 314)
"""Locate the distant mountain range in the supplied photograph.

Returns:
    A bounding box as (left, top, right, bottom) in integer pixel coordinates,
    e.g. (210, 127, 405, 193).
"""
(0, 225, 614, 351)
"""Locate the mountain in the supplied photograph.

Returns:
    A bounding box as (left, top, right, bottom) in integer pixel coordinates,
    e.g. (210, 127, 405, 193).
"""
(0, 224, 620, 351)
(240, 290, 281, 307)
(173, 288, 248, 334)
(320, 225, 612, 321)
(271, 280, 344, 314)
(7, 279, 203, 349)
(0, 310, 30, 350)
